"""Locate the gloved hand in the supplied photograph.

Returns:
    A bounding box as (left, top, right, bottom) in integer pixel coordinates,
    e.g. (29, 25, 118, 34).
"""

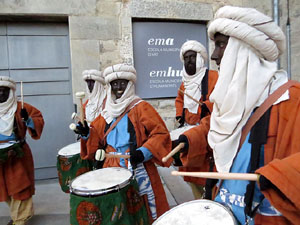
(130, 150, 144, 167)
(95, 149, 106, 161)
(176, 135, 189, 153)
(74, 121, 89, 137)
(20, 108, 29, 121)
(259, 175, 274, 191)
(7, 149, 17, 158)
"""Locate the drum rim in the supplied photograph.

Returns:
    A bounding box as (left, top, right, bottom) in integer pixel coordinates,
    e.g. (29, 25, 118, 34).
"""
(57, 142, 81, 156)
(153, 199, 238, 224)
(69, 167, 133, 196)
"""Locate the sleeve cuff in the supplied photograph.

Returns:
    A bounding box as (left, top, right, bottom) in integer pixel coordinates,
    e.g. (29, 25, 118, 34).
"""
(26, 117, 35, 129)
(138, 146, 153, 162)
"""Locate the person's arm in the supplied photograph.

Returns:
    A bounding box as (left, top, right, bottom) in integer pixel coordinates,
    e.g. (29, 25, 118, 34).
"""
(180, 115, 211, 167)
(21, 103, 44, 139)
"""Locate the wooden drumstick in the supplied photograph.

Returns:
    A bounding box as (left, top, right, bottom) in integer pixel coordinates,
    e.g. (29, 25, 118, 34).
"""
(162, 142, 185, 163)
(171, 171, 259, 181)
(21, 81, 24, 109)
(75, 91, 85, 124)
(95, 149, 130, 161)
(179, 89, 202, 106)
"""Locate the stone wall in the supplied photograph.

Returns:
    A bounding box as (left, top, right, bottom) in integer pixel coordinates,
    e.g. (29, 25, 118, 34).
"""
(0, 0, 299, 131)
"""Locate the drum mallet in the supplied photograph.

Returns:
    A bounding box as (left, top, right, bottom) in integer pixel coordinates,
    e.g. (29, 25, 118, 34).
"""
(20, 81, 24, 109)
(162, 142, 185, 163)
(179, 89, 202, 106)
(95, 149, 130, 161)
(171, 171, 259, 181)
(75, 91, 86, 124)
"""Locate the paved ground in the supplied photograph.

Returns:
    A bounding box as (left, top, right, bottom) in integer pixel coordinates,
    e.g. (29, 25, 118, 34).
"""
(0, 166, 194, 225)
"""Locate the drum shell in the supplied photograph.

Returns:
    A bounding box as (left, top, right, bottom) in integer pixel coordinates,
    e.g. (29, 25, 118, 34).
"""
(0, 142, 23, 163)
(153, 199, 238, 225)
(56, 153, 92, 193)
(70, 177, 149, 225)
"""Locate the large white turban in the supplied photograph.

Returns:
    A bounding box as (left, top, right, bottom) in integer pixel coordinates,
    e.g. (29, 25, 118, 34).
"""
(82, 70, 106, 123)
(179, 40, 208, 114)
(207, 6, 289, 172)
(101, 64, 140, 124)
(0, 76, 18, 136)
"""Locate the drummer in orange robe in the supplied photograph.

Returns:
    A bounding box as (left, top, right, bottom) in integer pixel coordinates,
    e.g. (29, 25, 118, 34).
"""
(0, 76, 44, 225)
(77, 63, 173, 223)
(177, 6, 300, 225)
(174, 40, 218, 199)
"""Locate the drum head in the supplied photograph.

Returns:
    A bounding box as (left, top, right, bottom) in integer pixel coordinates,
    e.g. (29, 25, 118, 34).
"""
(0, 142, 15, 149)
(153, 199, 237, 225)
(70, 167, 133, 196)
(58, 142, 80, 156)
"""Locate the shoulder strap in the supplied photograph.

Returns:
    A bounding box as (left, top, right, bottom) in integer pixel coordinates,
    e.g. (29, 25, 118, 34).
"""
(102, 98, 141, 141)
(238, 80, 297, 149)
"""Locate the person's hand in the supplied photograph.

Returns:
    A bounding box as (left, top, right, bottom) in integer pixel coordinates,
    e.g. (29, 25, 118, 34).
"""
(20, 108, 29, 121)
(259, 175, 274, 191)
(74, 121, 89, 137)
(176, 135, 189, 153)
(130, 150, 144, 167)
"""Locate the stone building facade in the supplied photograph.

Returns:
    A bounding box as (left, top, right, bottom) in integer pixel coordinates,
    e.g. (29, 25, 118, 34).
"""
(0, 0, 299, 131)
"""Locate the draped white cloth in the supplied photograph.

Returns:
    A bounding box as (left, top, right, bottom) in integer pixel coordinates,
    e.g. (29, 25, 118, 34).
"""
(180, 40, 208, 114)
(207, 6, 288, 172)
(0, 78, 17, 136)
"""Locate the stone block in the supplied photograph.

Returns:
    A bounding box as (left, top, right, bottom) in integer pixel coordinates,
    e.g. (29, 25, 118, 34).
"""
(69, 16, 120, 40)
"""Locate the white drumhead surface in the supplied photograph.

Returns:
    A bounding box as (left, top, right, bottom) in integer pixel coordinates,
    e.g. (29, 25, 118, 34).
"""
(170, 125, 196, 141)
(71, 167, 132, 191)
(58, 142, 80, 156)
(154, 200, 236, 225)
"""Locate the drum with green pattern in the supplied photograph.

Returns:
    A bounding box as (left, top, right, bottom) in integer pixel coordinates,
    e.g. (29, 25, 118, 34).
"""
(70, 168, 149, 225)
(57, 142, 93, 193)
(0, 141, 24, 164)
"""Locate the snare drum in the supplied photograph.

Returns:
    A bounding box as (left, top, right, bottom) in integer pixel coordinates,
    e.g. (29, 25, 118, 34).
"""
(70, 167, 149, 225)
(170, 125, 196, 141)
(56, 142, 92, 193)
(153, 199, 237, 225)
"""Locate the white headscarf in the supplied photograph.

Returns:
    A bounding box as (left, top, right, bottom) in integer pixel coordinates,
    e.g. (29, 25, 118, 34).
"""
(207, 6, 288, 172)
(101, 64, 140, 124)
(0, 76, 18, 136)
(82, 70, 106, 123)
(180, 40, 208, 113)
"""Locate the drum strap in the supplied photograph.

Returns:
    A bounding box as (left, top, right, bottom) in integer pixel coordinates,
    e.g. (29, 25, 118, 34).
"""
(102, 98, 142, 145)
(214, 80, 297, 200)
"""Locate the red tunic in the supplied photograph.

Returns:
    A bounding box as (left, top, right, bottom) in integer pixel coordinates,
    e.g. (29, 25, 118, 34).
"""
(80, 101, 173, 220)
(0, 102, 44, 201)
(175, 70, 218, 186)
(182, 83, 300, 224)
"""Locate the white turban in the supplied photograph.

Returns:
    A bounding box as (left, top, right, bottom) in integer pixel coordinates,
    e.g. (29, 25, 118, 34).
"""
(104, 64, 137, 84)
(179, 40, 208, 114)
(207, 6, 289, 172)
(208, 5, 285, 61)
(82, 70, 106, 123)
(0, 76, 18, 136)
(101, 64, 140, 124)
(83, 69, 105, 85)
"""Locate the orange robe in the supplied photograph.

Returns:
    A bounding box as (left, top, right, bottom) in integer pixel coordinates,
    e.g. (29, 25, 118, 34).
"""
(80, 101, 172, 220)
(182, 83, 300, 224)
(175, 70, 218, 186)
(0, 102, 44, 201)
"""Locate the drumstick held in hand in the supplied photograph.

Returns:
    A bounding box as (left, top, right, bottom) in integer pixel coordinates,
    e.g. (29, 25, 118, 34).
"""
(75, 92, 85, 124)
(95, 149, 130, 161)
(21, 81, 24, 109)
(179, 89, 203, 106)
(162, 142, 185, 163)
(172, 171, 259, 181)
